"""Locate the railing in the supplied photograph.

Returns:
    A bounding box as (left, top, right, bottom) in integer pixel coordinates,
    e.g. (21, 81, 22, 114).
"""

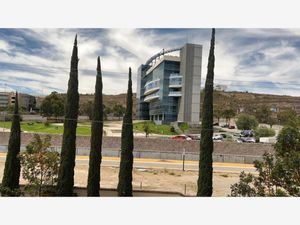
(144, 79, 160, 95)
(144, 92, 160, 102)
(169, 73, 182, 78)
(168, 91, 182, 97)
(169, 80, 182, 86)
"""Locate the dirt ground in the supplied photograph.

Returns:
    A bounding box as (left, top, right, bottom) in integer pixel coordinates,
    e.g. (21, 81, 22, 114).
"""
(0, 162, 240, 197)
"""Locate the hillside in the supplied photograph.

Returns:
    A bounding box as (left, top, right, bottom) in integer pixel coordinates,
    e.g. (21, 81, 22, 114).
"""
(80, 93, 137, 113)
(211, 91, 300, 113)
(38, 91, 300, 115)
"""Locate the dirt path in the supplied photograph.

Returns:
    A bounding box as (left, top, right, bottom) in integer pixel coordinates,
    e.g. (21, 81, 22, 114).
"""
(0, 162, 239, 196)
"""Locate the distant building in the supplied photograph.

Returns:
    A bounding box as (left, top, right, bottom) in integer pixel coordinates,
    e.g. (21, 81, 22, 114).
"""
(214, 84, 227, 91)
(0, 91, 37, 111)
(0, 92, 15, 108)
(136, 43, 202, 124)
(270, 105, 279, 113)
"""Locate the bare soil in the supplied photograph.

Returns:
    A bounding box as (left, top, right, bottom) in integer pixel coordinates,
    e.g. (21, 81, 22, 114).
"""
(0, 162, 239, 197)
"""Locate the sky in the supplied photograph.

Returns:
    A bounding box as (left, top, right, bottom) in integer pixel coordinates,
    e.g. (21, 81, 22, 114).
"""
(1, 28, 300, 96)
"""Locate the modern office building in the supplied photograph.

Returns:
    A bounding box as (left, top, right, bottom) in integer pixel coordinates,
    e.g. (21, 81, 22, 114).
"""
(136, 43, 202, 124)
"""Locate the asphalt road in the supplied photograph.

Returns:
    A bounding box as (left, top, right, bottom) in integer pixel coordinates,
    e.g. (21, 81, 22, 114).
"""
(0, 153, 256, 174)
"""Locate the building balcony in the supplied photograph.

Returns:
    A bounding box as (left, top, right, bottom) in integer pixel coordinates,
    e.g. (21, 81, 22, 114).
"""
(168, 91, 182, 97)
(144, 79, 160, 95)
(144, 92, 159, 102)
(144, 86, 160, 95)
(169, 74, 182, 87)
(169, 81, 182, 88)
(169, 73, 182, 78)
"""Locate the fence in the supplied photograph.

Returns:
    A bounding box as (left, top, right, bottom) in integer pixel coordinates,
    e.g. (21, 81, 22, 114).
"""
(0, 145, 263, 164)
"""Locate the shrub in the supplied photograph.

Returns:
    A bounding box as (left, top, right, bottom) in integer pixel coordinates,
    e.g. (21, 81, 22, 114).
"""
(254, 126, 275, 141)
(236, 113, 258, 130)
(179, 122, 189, 132)
(44, 121, 50, 127)
(0, 185, 24, 196)
(230, 125, 300, 197)
(19, 134, 60, 196)
(170, 126, 175, 133)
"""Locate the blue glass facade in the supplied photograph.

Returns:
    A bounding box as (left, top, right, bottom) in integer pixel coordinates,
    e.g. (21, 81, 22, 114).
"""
(137, 58, 182, 124)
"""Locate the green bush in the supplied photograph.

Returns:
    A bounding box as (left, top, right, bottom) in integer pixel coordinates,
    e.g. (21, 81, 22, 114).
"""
(19, 134, 60, 196)
(170, 126, 175, 133)
(236, 113, 258, 130)
(0, 185, 24, 196)
(255, 126, 276, 140)
(179, 122, 189, 132)
(44, 121, 50, 127)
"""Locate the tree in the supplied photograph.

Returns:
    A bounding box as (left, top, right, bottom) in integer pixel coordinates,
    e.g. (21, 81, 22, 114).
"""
(103, 104, 112, 120)
(236, 113, 258, 130)
(87, 57, 104, 196)
(40, 91, 65, 120)
(222, 108, 236, 126)
(113, 103, 126, 120)
(117, 67, 134, 196)
(254, 105, 272, 124)
(57, 35, 80, 196)
(143, 121, 151, 138)
(231, 125, 300, 197)
(19, 134, 60, 196)
(1, 92, 21, 195)
(213, 105, 223, 124)
(197, 28, 215, 197)
(80, 100, 94, 120)
(277, 108, 298, 126)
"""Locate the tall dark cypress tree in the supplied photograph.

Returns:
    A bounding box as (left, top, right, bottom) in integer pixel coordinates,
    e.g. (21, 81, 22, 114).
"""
(197, 28, 215, 196)
(87, 57, 103, 196)
(2, 92, 21, 192)
(57, 35, 79, 196)
(117, 67, 134, 197)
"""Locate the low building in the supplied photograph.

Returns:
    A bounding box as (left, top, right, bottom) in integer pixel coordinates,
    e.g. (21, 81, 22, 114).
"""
(0, 91, 37, 111)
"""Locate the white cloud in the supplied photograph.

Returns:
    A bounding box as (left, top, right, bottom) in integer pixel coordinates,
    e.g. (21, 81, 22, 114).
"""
(2, 28, 300, 97)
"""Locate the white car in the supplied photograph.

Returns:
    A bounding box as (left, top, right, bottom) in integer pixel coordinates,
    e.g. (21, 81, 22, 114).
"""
(213, 134, 223, 141)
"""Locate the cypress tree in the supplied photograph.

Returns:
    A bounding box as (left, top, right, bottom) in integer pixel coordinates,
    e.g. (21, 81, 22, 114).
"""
(117, 67, 134, 197)
(197, 28, 215, 196)
(87, 57, 103, 196)
(2, 92, 21, 191)
(57, 35, 79, 196)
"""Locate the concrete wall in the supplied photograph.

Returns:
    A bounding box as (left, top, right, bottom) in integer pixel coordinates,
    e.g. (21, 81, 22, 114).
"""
(178, 44, 202, 124)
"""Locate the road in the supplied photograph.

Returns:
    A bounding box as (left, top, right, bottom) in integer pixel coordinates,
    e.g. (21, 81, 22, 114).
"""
(0, 153, 256, 174)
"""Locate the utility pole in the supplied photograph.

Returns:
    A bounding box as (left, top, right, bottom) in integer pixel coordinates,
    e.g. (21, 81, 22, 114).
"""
(182, 148, 186, 171)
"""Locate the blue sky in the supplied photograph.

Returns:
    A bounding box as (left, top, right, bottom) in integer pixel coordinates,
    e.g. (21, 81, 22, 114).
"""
(1, 28, 300, 96)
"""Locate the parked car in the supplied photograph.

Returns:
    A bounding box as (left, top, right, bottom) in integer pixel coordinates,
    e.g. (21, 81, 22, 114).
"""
(220, 133, 227, 138)
(233, 132, 241, 137)
(213, 134, 223, 141)
(186, 134, 200, 140)
(171, 135, 192, 141)
(228, 125, 235, 129)
(213, 122, 219, 126)
(236, 138, 243, 143)
(221, 124, 229, 128)
(241, 137, 256, 143)
(241, 130, 254, 137)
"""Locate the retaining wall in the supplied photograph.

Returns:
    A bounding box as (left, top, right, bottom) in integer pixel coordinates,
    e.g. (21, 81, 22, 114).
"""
(0, 132, 274, 164)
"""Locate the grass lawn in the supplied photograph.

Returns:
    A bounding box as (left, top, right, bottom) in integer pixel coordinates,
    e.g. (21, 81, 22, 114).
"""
(133, 121, 177, 135)
(0, 121, 92, 136)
